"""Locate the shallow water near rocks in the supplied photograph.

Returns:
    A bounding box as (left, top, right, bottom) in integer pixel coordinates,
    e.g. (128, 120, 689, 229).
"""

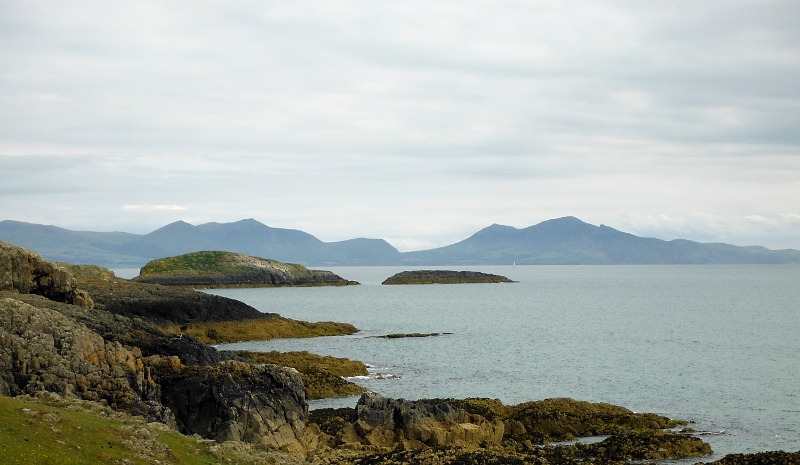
(210, 265, 800, 460)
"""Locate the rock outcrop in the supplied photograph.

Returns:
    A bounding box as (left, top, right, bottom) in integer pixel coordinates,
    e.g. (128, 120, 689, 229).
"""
(75, 269, 275, 325)
(0, 241, 93, 307)
(152, 357, 321, 456)
(133, 251, 358, 287)
(0, 295, 321, 458)
(318, 393, 504, 451)
(382, 270, 514, 285)
(0, 297, 171, 424)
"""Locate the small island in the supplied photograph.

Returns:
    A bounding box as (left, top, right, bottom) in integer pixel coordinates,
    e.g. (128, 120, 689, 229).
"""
(133, 250, 358, 287)
(382, 269, 515, 285)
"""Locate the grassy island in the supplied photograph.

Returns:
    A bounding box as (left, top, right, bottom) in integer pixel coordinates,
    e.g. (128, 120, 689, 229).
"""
(134, 250, 359, 288)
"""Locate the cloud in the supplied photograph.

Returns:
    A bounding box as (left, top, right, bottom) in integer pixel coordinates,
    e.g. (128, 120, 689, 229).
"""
(122, 204, 187, 212)
(0, 1, 798, 248)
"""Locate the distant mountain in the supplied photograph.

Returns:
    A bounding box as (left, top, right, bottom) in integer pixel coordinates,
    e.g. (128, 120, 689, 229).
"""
(0, 219, 401, 267)
(1, 216, 798, 268)
(400, 216, 800, 265)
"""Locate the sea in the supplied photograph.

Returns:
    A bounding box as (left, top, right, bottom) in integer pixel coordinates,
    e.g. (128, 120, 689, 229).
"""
(119, 265, 800, 459)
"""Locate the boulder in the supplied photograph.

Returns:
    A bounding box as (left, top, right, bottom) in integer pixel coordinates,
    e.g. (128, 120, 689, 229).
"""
(334, 392, 504, 451)
(0, 241, 93, 307)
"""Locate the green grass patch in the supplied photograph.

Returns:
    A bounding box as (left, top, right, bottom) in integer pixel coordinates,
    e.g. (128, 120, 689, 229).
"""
(0, 394, 285, 465)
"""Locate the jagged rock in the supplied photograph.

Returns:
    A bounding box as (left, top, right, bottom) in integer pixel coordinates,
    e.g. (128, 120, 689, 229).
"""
(0, 297, 172, 425)
(333, 393, 504, 451)
(152, 358, 321, 457)
(0, 241, 93, 307)
(1, 292, 240, 367)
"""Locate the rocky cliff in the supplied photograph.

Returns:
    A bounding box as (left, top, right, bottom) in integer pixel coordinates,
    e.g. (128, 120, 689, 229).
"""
(0, 240, 93, 307)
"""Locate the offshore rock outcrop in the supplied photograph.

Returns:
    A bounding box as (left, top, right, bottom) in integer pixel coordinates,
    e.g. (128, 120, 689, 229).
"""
(133, 251, 358, 287)
(0, 240, 93, 307)
(382, 270, 514, 285)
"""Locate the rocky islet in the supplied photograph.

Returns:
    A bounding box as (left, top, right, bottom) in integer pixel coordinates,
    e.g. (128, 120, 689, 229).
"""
(382, 269, 515, 285)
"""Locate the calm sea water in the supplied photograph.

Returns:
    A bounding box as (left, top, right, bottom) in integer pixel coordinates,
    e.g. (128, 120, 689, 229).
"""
(206, 265, 799, 459)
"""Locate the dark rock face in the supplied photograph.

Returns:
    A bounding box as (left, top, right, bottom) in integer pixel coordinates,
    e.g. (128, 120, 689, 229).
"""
(382, 270, 514, 285)
(2, 292, 238, 367)
(79, 277, 274, 325)
(0, 241, 93, 307)
(153, 358, 320, 456)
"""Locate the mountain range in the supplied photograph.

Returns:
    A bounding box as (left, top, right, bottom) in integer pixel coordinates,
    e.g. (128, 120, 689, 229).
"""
(1, 216, 798, 268)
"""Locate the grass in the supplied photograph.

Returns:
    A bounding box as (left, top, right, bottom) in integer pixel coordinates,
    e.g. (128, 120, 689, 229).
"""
(165, 317, 358, 344)
(0, 394, 290, 465)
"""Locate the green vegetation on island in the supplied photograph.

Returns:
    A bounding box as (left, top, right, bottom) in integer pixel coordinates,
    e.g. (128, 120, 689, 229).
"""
(134, 250, 358, 288)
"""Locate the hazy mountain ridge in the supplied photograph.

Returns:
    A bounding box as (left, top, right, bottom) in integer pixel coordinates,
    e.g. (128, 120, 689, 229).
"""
(1, 217, 798, 267)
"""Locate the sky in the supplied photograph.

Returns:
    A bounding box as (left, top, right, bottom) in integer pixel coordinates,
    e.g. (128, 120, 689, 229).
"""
(1, 1, 799, 251)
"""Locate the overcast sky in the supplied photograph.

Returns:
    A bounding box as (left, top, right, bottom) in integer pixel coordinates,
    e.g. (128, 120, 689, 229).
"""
(2, 1, 799, 251)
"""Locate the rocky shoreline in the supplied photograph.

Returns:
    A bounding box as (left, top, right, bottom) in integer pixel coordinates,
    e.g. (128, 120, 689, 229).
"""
(1, 240, 797, 464)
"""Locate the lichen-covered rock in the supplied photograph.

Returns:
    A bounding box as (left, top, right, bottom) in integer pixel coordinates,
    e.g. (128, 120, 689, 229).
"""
(0, 241, 93, 307)
(152, 357, 321, 457)
(0, 297, 172, 424)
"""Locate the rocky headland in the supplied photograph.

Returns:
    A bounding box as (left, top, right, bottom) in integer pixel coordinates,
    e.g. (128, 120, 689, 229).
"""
(134, 250, 358, 287)
(1, 240, 796, 464)
(382, 270, 514, 285)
